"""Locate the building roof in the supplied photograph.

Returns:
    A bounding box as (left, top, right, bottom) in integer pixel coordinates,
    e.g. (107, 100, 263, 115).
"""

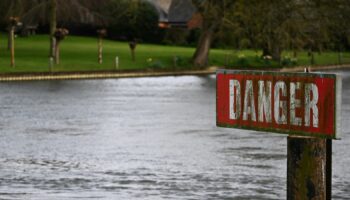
(148, 0, 172, 22)
(149, 0, 196, 23)
(168, 0, 196, 23)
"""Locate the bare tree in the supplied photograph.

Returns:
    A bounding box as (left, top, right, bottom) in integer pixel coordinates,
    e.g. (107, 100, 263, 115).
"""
(53, 28, 69, 64)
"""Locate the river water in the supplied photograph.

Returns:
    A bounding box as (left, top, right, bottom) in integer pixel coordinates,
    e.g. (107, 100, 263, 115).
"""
(0, 71, 349, 200)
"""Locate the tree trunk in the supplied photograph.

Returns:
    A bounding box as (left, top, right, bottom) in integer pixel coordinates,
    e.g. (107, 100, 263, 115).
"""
(262, 45, 270, 57)
(192, 24, 216, 68)
(49, 0, 57, 58)
(271, 45, 281, 62)
(262, 42, 281, 61)
(131, 49, 135, 61)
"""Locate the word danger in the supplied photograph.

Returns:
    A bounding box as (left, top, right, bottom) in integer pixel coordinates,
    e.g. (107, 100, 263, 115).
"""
(216, 71, 341, 138)
(229, 80, 318, 127)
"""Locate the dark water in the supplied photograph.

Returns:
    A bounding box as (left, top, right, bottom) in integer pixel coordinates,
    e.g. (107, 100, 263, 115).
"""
(0, 71, 349, 199)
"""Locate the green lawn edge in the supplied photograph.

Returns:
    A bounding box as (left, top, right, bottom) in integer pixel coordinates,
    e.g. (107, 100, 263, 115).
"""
(1, 33, 350, 74)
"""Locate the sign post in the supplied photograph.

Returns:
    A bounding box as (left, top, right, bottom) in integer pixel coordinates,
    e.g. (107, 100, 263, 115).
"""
(287, 136, 331, 199)
(216, 70, 342, 199)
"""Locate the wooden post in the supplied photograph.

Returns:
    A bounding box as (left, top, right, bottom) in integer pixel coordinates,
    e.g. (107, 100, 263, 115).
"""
(97, 29, 106, 64)
(55, 42, 60, 65)
(287, 136, 331, 199)
(98, 37, 103, 64)
(10, 26, 15, 67)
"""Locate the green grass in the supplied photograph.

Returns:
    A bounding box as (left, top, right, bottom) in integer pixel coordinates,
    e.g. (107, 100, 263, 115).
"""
(0, 33, 349, 73)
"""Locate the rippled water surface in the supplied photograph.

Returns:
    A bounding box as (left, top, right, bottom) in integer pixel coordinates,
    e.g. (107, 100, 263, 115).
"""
(0, 71, 349, 199)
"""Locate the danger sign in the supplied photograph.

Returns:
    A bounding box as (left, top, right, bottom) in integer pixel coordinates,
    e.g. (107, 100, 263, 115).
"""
(216, 70, 342, 139)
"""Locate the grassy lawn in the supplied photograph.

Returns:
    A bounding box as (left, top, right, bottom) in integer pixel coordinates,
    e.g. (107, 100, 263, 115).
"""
(0, 33, 350, 73)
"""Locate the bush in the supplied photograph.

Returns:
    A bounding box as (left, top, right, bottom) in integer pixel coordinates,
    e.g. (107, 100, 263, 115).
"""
(281, 56, 298, 66)
(163, 29, 189, 46)
(262, 55, 273, 66)
(146, 58, 165, 70)
(107, 0, 165, 43)
(237, 54, 249, 66)
(173, 56, 190, 68)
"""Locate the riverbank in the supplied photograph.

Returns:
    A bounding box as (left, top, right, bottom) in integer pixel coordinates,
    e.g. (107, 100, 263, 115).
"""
(0, 69, 215, 82)
(0, 64, 349, 82)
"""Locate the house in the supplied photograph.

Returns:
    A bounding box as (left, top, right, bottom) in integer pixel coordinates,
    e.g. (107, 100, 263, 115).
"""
(150, 0, 201, 29)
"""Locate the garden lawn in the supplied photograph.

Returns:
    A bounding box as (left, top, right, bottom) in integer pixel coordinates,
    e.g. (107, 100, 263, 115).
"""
(0, 33, 350, 73)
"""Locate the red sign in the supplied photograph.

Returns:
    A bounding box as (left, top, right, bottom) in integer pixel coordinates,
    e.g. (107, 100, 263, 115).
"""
(217, 70, 342, 139)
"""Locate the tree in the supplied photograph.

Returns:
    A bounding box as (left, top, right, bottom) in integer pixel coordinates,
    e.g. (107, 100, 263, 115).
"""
(106, 0, 162, 61)
(106, 0, 162, 43)
(229, 0, 308, 61)
(227, 0, 350, 62)
(49, 0, 57, 58)
(191, 0, 237, 68)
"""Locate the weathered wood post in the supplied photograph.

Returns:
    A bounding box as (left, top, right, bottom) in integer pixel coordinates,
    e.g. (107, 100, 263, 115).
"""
(53, 28, 69, 65)
(8, 17, 20, 67)
(287, 136, 331, 199)
(287, 68, 333, 200)
(97, 29, 107, 64)
(10, 26, 15, 67)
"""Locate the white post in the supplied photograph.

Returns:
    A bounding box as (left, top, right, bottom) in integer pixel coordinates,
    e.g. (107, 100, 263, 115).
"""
(49, 57, 54, 72)
(115, 56, 119, 70)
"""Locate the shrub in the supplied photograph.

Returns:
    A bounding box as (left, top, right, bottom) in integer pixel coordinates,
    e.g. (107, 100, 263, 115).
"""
(281, 56, 298, 66)
(237, 54, 248, 66)
(146, 58, 165, 70)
